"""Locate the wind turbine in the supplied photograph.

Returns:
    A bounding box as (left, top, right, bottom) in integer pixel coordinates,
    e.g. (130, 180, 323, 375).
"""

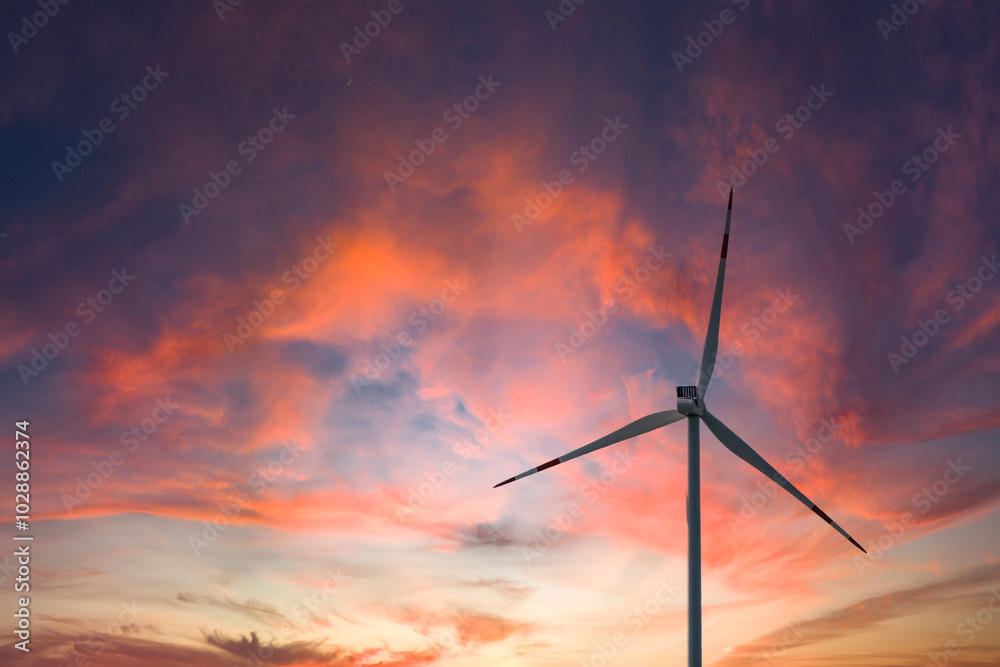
(494, 189, 865, 667)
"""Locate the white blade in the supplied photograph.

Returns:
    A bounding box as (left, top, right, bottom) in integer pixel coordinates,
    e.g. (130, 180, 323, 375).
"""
(494, 410, 684, 487)
(701, 409, 866, 553)
(697, 188, 733, 398)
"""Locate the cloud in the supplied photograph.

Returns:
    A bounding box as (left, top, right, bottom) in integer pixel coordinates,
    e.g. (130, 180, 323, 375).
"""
(176, 593, 290, 624)
(713, 562, 1000, 666)
(204, 630, 391, 666)
(458, 577, 535, 601)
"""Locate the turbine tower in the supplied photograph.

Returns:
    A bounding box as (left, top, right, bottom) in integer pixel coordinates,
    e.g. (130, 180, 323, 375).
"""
(494, 189, 865, 667)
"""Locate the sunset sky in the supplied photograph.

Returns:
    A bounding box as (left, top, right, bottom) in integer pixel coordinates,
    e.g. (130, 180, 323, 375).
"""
(2, 1, 999, 665)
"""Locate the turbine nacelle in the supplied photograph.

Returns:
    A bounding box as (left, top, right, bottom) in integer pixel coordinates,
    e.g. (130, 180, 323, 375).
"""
(676, 386, 705, 416)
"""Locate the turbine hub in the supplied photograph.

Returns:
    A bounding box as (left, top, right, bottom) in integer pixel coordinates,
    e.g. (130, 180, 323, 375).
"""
(676, 386, 704, 416)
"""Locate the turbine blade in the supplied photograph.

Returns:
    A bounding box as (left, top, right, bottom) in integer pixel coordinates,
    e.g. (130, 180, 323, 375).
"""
(701, 409, 866, 553)
(494, 410, 684, 488)
(697, 188, 733, 398)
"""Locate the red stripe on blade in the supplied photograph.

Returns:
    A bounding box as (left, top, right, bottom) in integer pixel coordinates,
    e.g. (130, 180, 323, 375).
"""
(536, 458, 561, 472)
(493, 477, 516, 488)
(720, 234, 729, 259)
(811, 505, 834, 524)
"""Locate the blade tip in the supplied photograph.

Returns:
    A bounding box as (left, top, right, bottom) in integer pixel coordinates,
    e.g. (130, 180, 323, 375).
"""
(493, 477, 516, 488)
(728, 188, 733, 209)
